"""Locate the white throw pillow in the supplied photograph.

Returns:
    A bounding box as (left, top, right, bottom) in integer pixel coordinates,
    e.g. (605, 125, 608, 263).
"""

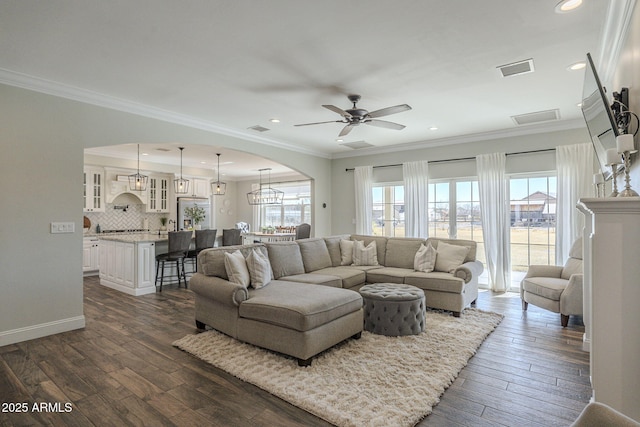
(245, 249, 273, 289)
(434, 241, 470, 273)
(339, 239, 354, 265)
(352, 240, 379, 266)
(224, 250, 250, 287)
(414, 243, 437, 272)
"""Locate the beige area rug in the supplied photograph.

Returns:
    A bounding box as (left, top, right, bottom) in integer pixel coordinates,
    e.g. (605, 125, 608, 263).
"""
(173, 308, 503, 427)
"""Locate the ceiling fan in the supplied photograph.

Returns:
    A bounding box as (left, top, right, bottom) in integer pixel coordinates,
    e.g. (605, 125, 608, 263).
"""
(295, 94, 412, 137)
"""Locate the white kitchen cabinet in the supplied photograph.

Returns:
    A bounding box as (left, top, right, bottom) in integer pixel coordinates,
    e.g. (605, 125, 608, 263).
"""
(148, 174, 170, 212)
(82, 237, 100, 275)
(190, 178, 211, 198)
(83, 167, 105, 212)
(98, 238, 156, 295)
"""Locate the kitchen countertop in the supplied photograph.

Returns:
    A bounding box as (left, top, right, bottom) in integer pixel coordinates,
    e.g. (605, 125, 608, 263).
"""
(95, 232, 171, 243)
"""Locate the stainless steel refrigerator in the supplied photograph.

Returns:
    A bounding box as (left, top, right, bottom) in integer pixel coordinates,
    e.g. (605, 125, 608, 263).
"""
(177, 197, 211, 230)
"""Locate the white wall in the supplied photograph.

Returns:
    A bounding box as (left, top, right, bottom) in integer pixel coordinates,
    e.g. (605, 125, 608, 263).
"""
(0, 85, 86, 345)
(330, 127, 591, 234)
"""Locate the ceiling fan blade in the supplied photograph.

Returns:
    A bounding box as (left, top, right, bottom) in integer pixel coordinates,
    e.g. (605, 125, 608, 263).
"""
(367, 104, 412, 118)
(338, 124, 356, 137)
(365, 119, 406, 130)
(323, 104, 352, 118)
(294, 120, 343, 127)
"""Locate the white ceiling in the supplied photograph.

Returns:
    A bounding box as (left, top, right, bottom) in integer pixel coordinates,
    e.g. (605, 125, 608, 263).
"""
(0, 1, 612, 174)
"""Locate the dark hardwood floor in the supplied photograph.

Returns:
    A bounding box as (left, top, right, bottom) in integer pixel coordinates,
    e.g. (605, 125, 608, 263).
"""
(0, 276, 590, 426)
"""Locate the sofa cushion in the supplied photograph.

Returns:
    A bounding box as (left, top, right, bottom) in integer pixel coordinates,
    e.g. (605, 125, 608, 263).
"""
(351, 235, 388, 265)
(352, 240, 379, 266)
(428, 238, 476, 263)
(312, 267, 367, 289)
(224, 250, 250, 287)
(240, 281, 363, 332)
(323, 235, 349, 267)
(245, 248, 273, 289)
(340, 239, 354, 265)
(280, 273, 342, 288)
(366, 267, 414, 284)
(521, 277, 567, 301)
(414, 243, 437, 272)
(385, 237, 425, 268)
(199, 244, 266, 279)
(404, 271, 465, 294)
(434, 241, 470, 273)
(297, 238, 332, 272)
(266, 241, 305, 279)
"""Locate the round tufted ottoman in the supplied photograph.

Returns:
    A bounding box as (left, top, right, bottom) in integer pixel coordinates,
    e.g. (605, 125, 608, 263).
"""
(359, 283, 426, 336)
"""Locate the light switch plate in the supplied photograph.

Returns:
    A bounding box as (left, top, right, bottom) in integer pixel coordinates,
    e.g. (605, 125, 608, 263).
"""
(51, 222, 75, 234)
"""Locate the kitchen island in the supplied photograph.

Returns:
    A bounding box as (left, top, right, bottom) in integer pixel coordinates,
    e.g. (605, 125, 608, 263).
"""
(98, 233, 170, 296)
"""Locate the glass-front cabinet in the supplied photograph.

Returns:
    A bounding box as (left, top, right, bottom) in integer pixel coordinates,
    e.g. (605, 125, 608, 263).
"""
(148, 174, 170, 213)
(83, 166, 105, 212)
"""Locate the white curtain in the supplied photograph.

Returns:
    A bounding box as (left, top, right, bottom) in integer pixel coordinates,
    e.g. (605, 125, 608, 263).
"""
(354, 166, 373, 235)
(555, 143, 594, 264)
(476, 152, 511, 292)
(403, 161, 429, 238)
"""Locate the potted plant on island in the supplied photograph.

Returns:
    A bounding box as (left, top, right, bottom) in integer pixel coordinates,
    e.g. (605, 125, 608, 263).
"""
(159, 217, 168, 232)
(184, 205, 206, 230)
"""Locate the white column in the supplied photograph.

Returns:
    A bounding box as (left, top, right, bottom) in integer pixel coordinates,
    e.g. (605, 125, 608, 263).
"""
(578, 197, 640, 421)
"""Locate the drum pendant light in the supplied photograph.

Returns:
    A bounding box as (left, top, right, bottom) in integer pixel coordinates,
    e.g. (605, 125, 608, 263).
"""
(211, 153, 227, 196)
(174, 147, 189, 194)
(128, 144, 148, 191)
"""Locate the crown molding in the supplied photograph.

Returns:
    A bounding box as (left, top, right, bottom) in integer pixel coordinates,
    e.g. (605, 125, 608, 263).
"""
(0, 68, 331, 159)
(331, 118, 586, 159)
(597, 0, 637, 86)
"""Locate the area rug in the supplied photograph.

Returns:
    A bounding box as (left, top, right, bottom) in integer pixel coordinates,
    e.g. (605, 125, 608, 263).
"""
(173, 308, 503, 427)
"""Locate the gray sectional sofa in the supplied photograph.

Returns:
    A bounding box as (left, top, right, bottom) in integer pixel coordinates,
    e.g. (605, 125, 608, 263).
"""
(189, 234, 483, 366)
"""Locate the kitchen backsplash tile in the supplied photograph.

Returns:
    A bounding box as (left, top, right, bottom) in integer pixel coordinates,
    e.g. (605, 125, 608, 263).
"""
(85, 202, 168, 233)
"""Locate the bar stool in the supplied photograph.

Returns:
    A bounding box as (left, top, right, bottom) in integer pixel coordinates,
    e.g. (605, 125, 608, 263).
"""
(186, 229, 217, 273)
(222, 228, 242, 246)
(155, 230, 192, 292)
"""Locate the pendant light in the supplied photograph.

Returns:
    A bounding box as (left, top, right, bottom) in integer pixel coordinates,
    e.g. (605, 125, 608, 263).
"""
(246, 168, 284, 205)
(211, 153, 227, 196)
(174, 147, 190, 194)
(128, 144, 148, 191)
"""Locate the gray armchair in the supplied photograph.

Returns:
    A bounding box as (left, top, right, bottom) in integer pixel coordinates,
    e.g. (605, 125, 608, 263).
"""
(521, 237, 583, 327)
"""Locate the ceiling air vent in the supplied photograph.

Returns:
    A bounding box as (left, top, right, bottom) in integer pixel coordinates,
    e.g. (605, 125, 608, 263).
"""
(511, 109, 560, 126)
(339, 141, 374, 149)
(155, 148, 171, 152)
(248, 125, 270, 132)
(497, 58, 535, 77)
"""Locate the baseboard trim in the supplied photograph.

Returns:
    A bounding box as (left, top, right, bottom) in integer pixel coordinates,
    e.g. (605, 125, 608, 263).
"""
(0, 316, 86, 347)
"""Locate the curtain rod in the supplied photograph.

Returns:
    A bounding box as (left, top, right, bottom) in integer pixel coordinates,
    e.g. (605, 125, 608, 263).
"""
(344, 148, 556, 171)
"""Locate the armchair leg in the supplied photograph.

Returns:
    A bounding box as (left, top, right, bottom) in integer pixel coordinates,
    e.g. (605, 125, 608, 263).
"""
(522, 300, 528, 311)
(561, 314, 569, 327)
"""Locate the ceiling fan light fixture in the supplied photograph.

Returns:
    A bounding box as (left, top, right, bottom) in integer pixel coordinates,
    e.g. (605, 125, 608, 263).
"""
(174, 146, 190, 194)
(128, 144, 148, 191)
(211, 153, 227, 196)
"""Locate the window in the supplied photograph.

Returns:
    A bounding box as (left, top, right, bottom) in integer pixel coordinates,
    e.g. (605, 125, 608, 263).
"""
(428, 179, 486, 283)
(509, 174, 557, 288)
(372, 184, 404, 237)
(260, 180, 311, 228)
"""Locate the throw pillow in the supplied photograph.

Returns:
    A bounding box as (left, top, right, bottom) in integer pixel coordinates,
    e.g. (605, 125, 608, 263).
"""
(352, 240, 379, 266)
(414, 242, 437, 272)
(223, 250, 250, 287)
(340, 239, 354, 265)
(245, 249, 272, 289)
(434, 241, 470, 273)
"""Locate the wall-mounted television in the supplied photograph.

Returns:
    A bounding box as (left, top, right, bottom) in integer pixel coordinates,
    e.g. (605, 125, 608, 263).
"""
(581, 53, 624, 180)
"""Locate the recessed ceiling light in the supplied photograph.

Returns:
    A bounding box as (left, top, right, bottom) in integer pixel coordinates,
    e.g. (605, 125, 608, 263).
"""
(336, 138, 344, 142)
(142, 152, 149, 156)
(200, 161, 207, 164)
(429, 127, 438, 131)
(568, 61, 586, 71)
(577, 102, 583, 108)
(555, 0, 582, 13)
(269, 118, 280, 123)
